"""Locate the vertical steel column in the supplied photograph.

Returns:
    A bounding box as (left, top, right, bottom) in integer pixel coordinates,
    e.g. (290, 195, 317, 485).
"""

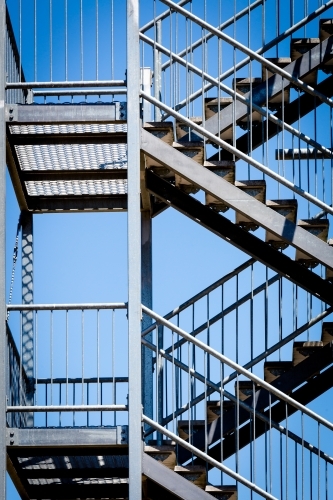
(141, 211, 153, 428)
(127, 1, 142, 499)
(154, 20, 162, 121)
(21, 211, 34, 426)
(0, 0, 6, 497)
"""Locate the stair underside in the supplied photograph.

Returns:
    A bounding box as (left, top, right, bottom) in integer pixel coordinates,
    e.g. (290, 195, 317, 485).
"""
(7, 427, 129, 500)
(7, 428, 214, 500)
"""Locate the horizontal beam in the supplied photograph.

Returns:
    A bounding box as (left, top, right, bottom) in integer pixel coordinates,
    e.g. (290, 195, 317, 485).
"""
(6, 80, 126, 89)
(26, 483, 129, 499)
(21, 170, 127, 182)
(7, 404, 127, 412)
(6, 427, 128, 447)
(145, 170, 333, 305)
(142, 129, 333, 270)
(6, 103, 126, 123)
(26, 194, 128, 213)
(10, 132, 127, 145)
(7, 302, 127, 311)
(21, 467, 129, 479)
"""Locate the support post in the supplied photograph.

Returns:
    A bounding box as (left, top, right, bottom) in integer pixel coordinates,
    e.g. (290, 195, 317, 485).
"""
(21, 211, 34, 427)
(127, 1, 142, 499)
(0, 0, 6, 497)
(154, 20, 162, 121)
(141, 211, 153, 430)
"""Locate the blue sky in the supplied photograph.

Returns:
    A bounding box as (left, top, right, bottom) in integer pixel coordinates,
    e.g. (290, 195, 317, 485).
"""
(4, 0, 333, 498)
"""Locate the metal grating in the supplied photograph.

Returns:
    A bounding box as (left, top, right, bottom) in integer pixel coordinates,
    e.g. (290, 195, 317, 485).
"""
(25, 179, 128, 196)
(15, 143, 127, 171)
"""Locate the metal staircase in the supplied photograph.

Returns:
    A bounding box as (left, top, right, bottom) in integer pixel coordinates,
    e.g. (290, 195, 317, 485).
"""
(2, 0, 333, 499)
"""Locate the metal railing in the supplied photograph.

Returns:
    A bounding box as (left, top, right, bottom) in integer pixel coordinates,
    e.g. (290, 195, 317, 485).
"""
(143, 306, 333, 500)
(6, 303, 128, 428)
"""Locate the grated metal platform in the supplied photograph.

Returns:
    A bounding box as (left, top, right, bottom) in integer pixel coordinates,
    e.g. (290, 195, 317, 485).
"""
(6, 103, 129, 213)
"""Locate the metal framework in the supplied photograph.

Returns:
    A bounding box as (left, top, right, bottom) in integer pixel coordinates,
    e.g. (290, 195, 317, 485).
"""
(2, 0, 333, 499)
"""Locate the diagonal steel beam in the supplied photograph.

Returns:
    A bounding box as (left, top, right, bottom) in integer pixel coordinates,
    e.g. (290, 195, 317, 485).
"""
(141, 129, 333, 271)
(145, 170, 333, 305)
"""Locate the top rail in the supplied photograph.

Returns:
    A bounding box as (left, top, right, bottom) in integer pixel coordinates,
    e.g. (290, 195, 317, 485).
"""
(7, 302, 127, 311)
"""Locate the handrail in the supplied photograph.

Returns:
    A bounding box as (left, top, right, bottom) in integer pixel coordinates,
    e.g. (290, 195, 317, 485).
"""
(7, 302, 127, 311)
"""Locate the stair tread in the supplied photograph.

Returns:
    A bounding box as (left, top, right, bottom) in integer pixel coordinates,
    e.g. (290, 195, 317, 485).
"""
(266, 199, 298, 248)
(174, 465, 206, 490)
(322, 322, 333, 343)
(293, 341, 324, 366)
(205, 485, 237, 499)
(264, 361, 293, 383)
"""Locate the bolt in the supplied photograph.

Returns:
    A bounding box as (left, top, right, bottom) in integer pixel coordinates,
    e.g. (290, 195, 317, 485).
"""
(10, 431, 14, 437)
(9, 108, 13, 113)
(10, 440, 14, 445)
(9, 116, 13, 121)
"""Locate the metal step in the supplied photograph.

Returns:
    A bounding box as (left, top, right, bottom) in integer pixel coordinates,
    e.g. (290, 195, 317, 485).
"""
(144, 444, 177, 470)
(204, 161, 235, 212)
(265, 199, 298, 249)
(176, 117, 203, 142)
(293, 340, 324, 366)
(235, 380, 259, 401)
(174, 141, 204, 194)
(295, 219, 329, 268)
(178, 420, 205, 441)
(261, 58, 291, 109)
(235, 180, 266, 231)
(174, 465, 206, 490)
(290, 38, 319, 84)
(264, 361, 293, 384)
(320, 19, 333, 40)
(207, 400, 234, 425)
(205, 485, 237, 500)
(204, 97, 233, 141)
(233, 77, 263, 127)
(144, 121, 175, 176)
(322, 322, 333, 344)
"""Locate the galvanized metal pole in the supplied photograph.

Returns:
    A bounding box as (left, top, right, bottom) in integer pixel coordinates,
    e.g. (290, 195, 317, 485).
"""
(0, 0, 6, 497)
(154, 20, 162, 121)
(21, 211, 34, 426)
(127, 0, 142, 499)
(141, 211, 153, 429)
